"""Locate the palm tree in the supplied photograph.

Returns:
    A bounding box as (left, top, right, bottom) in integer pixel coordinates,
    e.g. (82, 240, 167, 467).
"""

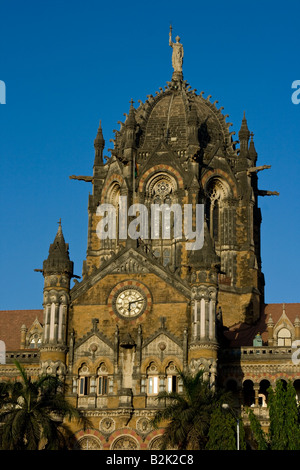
(0, 360, 90, 450)
(151, 369, 229, 450)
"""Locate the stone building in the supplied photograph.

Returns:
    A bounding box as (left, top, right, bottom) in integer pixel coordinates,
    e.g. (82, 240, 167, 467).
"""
(0, 32, 299, 450)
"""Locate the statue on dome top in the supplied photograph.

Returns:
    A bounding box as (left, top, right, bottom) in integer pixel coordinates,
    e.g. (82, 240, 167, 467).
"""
(169, 25, 184, 74)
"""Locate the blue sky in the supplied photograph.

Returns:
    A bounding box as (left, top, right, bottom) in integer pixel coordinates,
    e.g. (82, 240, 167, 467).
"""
(0, 0, 299, 310)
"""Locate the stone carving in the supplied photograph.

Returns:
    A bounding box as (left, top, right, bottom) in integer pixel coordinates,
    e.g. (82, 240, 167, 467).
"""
(100, 417, 115, 434)
(111, 435, 138, 450)
(149, 436, 164, 450)
(148, 435, 177, 450)
(136, 417, 152, 434)
(169, 25, 184, 74)
(78, 435, 102, 450)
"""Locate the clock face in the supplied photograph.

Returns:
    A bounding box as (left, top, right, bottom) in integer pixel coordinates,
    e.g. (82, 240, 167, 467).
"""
(115, 288, 146, 318)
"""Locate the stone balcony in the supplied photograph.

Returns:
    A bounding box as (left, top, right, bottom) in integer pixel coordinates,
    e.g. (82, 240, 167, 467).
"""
(4, 350, 40, 364)
(221, 345, 295, 362)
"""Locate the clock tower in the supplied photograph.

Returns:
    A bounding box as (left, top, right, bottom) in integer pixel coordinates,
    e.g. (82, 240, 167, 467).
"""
(58, 30, 268, 449)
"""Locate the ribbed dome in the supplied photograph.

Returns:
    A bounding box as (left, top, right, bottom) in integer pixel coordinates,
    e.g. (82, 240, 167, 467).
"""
(111, 79, 238, 161)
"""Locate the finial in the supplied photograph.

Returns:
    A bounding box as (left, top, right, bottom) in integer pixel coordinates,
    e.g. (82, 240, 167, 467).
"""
(239, 111, 250, 142)
(125, 99, 137, 128)
(58, 218, 61, 227)
(94, 119, 105, 155)
(248, 131, 257, 161)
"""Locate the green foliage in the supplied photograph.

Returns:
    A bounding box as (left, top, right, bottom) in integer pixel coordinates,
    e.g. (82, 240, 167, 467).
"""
(247, 408, 268, 450)
(152, 369, 234, 450)
(0, 361, 90, 450)
(206, 405, 236, 450)
(268, 380, 300, 450)
(207, 405, 246, 450)
(248, 380, 300, 450)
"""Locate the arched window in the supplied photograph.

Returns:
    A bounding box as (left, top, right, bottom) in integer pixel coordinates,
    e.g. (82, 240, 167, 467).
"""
(78, 363, 90, 396)
(97, 363, 108, 396)
(205, 179, 227, 243)
(277, 328, 292, 346)
(165, 362, 178, 393)
(243, 380, 255, 407)
(212, 199, 219, 240)
(29, 334, 42, 349)
(145, 173, 178, 267)
(259, 380, 270, 407)
(146, 362, 159, 395)
(106, 182, 121, 242)
(293, 379, 300, 403)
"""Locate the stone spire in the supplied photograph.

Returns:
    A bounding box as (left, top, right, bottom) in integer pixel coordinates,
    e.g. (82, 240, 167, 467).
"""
(248, 132, 257, 163)
(43, 220, 73, 277)
(239, 111, 250, 156)
(125, 99, 137, 130)
(123, 100, 137, 156)
(94, 120, 105, 166)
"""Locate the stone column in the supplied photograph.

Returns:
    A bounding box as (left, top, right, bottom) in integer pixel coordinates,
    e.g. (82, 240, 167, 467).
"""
(20, 324, 27, 349)
(267, 315, 274, 346)
(200, 297, 206, 339)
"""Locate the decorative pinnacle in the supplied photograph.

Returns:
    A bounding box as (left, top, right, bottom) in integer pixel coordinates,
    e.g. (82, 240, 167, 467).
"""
(125, 99, 137, 128)
(239, 111, 250, 142)
(94, 120, 105, 166)
(42, 220, 73, 276)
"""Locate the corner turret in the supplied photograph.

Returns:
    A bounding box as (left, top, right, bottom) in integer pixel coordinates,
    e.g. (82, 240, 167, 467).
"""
(40, 220, 73, 376)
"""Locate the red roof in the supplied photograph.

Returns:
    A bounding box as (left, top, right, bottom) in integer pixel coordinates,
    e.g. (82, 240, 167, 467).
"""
(1, 304, 299, 350)
(224, 303, 300, 348)
(0, 310, 43, 351)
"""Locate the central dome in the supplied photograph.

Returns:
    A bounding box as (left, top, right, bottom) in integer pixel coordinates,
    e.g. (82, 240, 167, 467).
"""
(111, 79, 238, 163)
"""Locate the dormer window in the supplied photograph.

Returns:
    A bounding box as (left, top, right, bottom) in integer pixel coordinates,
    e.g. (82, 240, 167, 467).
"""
(29, 334, 42, 349)
(277, 328, 292, 346)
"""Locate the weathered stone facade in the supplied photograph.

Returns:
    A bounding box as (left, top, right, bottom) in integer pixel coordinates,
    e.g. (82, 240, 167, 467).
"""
(0, 34, 299, 450)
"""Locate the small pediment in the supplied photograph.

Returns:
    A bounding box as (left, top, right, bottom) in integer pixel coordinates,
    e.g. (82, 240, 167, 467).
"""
(74, 332, 114, 361)
(143, 332, 182, 359)
(273, 305, 294, 334)
(137, 139, 185, 182)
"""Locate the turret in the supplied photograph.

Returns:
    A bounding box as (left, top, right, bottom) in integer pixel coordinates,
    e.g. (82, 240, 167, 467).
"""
(188, 222, 220, 387)
(40, 220, 73, 375)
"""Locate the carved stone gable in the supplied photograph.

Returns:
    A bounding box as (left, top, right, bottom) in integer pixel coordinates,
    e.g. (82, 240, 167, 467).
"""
(74, 333, 114, 362)
(142, 332, 182, 360)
